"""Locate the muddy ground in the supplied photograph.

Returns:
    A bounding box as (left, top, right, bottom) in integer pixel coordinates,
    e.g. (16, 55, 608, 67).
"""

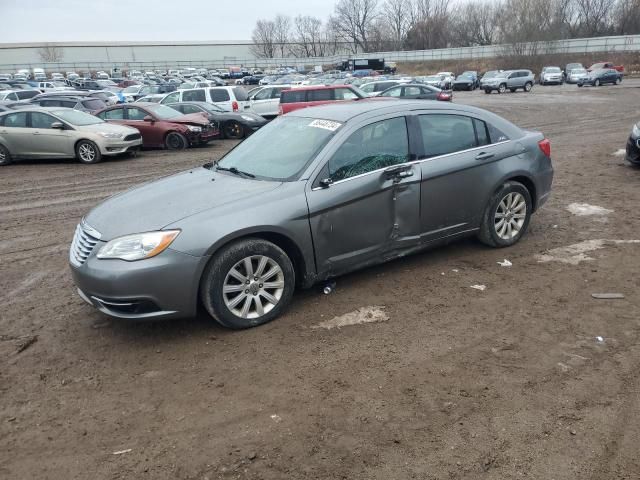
(2, 81, 640, 479)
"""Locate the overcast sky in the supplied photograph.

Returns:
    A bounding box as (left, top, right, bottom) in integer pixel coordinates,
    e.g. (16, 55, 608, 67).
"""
(0, 0, 333, 43)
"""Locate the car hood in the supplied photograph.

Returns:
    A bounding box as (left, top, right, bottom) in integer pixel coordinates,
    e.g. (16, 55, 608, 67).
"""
(167, 113, 209, 125)
(79, 122, 139, 135)
(85, 167, 282, 239)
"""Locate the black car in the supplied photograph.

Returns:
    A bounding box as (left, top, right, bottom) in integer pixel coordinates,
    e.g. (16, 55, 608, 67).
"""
(625, 122, 640, 166)
(242, 75, 264, 85)
(577, 68, 622, 87)
(167, 101, 267, 139)
(29, 95, 107, 113)
(378, 84, 452, 101)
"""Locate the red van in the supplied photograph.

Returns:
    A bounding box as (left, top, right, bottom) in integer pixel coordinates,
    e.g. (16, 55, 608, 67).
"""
(279, 85, 366, 115)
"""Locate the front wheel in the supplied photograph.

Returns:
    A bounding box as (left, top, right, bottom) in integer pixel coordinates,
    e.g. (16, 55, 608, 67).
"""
(484, 89, 491, 94)
(498, 84, 506, 94)
(0, 144, 12, 166)
(524, 82, 533, 92)
(76, 140, 101, 164)
(200, 239, 296, 329)
(594, 79, 601, 87)
(478, 181, 532, 248)
(165, 131, 187, 150)
(224, 121, 245, 139)
(616, 77, 622, 85)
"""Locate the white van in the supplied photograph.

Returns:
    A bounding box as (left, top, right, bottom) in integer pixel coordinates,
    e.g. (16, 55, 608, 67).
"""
(161, 86, 249, 112)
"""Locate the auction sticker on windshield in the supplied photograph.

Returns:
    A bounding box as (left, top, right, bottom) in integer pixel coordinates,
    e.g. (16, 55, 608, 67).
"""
(309, 119, 342, 131)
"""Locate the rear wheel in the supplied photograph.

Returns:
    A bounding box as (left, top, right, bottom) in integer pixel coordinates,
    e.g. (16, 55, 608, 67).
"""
(75, 140, 101, 164)
(478, 181, 532, 248)
(200, 239, 295, 329)
(524, 82, 533, 92)
(224, 121, 245, 139)
(0, 144, 12, 166)
(165, 132, 187, 150)
(484, 89, 491, 94)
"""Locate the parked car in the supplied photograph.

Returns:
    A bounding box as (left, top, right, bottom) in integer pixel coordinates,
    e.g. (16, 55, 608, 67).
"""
(539, 66, 563, 85)
(483, 70, 535, 94)
(0, 90, 40, 101)
(565, 67, 588, 84)
(421, 74, 452, 90)
(577, 68, 623, 87)
(279, 85, 365, 114)
(167, 101, 266, 139)
(241, 75, 264, 85)
(0, 107, 142, 166)
(563, 63, 584, 80)
(95, 103, 219, 150)
(160, 86, 249, 113)
(135, 94, 166, 103)
(68, 100, 553, 327)
(587, 62, 624, 73)
(246, 85, 292, 118)
(378, 84, 452, 101)
(625, 121, 640, 166)
(29, 95, 107, 114)
(479, 71, 502, 89)
(359, 80, 406, 96)
(453, 71, 478, 91)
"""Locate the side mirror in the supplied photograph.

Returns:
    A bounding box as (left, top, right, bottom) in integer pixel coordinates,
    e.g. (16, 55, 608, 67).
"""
(143, 115, 154, 122)
(51, 122, 64, 130)
(319, 177, 333, 188)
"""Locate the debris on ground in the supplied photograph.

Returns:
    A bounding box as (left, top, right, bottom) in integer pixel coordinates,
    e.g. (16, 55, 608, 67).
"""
(566, 203, 613, 216)
(596, 336, 605, 344)
(270, 414, 282, 423)
(591, 293, 625, 299)
(470, 285, 487, 291)
(497, 259, 512, 267)
(312, 306, 389, 330)
(112, 449, 132, 455)
(535, 239, 640, 265)
(613, 149, 626, 156)
(15, 335, 38, 354)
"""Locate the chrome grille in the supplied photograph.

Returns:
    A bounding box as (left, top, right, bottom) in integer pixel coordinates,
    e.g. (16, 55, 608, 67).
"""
(70, 223, 100, 266)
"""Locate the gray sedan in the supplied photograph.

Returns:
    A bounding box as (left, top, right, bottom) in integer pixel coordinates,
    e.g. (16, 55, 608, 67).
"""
(70, 101, 553, 328)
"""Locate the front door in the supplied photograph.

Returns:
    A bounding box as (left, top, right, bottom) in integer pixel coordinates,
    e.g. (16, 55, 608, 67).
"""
(306, 116, 421, 277)
(28, 112, 72, 157)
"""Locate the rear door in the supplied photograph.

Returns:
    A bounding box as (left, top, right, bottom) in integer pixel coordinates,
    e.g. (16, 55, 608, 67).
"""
(306, 115, 421, 276)
(208, 88, 232, 111)
(0, 111, 30, 156)
(416, 112, 514, 241)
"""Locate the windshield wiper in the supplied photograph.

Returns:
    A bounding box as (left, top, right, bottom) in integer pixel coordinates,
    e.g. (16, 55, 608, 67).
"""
(215, 164, 255, 178)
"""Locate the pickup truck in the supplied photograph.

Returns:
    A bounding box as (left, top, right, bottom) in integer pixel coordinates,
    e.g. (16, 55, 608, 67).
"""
(587, 62, 624, 73)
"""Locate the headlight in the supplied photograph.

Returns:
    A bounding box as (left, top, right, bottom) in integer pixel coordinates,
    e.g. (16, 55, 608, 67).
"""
(633, 123, 640, 137)
(186, 125, 202, 133)
(98, 132, 124, 139)
(240, 115, 255, 122)
(97, 230, 180, 261)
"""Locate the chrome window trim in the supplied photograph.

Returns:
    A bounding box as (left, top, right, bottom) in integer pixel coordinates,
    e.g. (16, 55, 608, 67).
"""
(311, 140, 511, 190)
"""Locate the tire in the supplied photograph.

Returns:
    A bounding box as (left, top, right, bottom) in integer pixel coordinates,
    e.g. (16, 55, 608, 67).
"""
(615, 77, 622, 85)
(509, 88, 516, 93)
(484, 89, 491, 94)
(578, 83, 583, 88)
(0, 144, 12, 166)
(498, 83, 507, 94)
(524, 82, 533, 92)
(200, 238, 296, 329)
(594, 79, 601, 87)
(165, 131, 187, 150)
(75, 140, 101, 164)
(478, 181, 533, 248)
(224, 121, 245, 139)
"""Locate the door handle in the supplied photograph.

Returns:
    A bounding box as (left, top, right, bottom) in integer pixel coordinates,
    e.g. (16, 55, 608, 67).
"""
(475, 151, 494, 161)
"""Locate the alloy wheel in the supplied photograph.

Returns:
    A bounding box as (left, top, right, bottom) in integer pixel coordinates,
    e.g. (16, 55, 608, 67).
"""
(78, 143, 96, 162)
(494, 192, 527, 240)
(223, 255, 285, 319)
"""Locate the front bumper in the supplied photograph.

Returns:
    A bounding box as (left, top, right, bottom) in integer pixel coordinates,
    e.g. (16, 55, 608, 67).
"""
(98, 138, 143, 156)
(188, 129, 219, 145)
(453, 82, 473, 90)
(70, 245, 208, 320)
(542, 77, 562, 84)
(626, 135, 640, 164)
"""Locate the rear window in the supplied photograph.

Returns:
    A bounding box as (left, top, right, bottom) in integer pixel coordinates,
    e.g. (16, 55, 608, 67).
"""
(183, 89, 206, 102)
(209, 88, 230, 102)
(83, 99, 106, 110)
(308, 89, 333, 101)
(280, 90, 307, 103)
(232, 87, 248, 101)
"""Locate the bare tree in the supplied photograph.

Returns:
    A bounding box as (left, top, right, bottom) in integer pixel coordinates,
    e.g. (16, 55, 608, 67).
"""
(293, 15, 327, 57)
(449, 1, 499, 46)
(573, 0, 616, 35)
(405, 0, 451, 50)
(332, 0, 380, 53)
(273, 14, 292, 58)
(251, 20, 277, 58)
(383, 0, 412, 50)
(614, 0, 640, 34)
(37, 44, 64, 63)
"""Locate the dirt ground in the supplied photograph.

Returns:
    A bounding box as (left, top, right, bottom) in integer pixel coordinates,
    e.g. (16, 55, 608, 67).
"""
(2, 81, 640, 480)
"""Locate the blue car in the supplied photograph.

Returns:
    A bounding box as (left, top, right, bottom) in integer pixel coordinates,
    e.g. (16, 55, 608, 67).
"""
(577, 68, 622, 87)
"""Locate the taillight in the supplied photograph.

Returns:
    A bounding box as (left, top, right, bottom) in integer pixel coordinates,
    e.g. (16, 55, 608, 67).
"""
(232, 101, 238, 111)
(437, 92, 451, 101)
(538, 138, 551, 157)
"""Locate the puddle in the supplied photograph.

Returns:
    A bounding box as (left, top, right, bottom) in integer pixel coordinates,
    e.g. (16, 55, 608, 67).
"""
(567, 203, 613, 216)
(312, 306, 388, 329)
(536, 239, 640, 264)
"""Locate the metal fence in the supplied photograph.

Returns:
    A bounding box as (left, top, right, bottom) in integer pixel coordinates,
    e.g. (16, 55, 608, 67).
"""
(1, 34, 640, 73)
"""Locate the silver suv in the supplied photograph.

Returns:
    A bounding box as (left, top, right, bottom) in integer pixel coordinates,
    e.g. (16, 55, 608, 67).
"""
(483, 70, 535, 94)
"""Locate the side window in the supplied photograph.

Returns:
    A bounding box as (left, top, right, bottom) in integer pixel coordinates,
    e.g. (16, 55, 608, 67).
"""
(418, 114, 478, 157)
(280, 90, 307, 103)
(253, 88, 271, 101)
(102, 108, 124, 120)
(162, 91, 180, 104)
(384, 87, 402, 97)
(270, 88, 284, 99)
(30, 112, 58, 129)
(473, 118, 490, 146)
(209, 89, 230, 102)
(335, 88, 358, 100)
(1, 112, 28, 127)
(183, 89, 206, 102)
(487, 123, 509, 143)
(328, 117, 409, 182)
(40, 100, 62, 107)
(308, 89, 332, 101)
(181, 105, 201, 115)
(7, 92, 18, 101)
(404, 86, 422, 96)
(360, 83, 374, 93)
(126, 107, 147, 120)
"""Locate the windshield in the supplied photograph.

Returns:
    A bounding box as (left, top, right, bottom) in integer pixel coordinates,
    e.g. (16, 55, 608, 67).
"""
(146, 104, 183, 119)
(53, 109, 104, 126)
(217, 116, 340, 180)
(546, 67, 561, 73)
(483, 71, 498, 78)
(572, 68, 587, 74)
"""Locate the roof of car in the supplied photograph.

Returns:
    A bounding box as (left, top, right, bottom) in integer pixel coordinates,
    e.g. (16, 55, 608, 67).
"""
(287, 99, 484, 123)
